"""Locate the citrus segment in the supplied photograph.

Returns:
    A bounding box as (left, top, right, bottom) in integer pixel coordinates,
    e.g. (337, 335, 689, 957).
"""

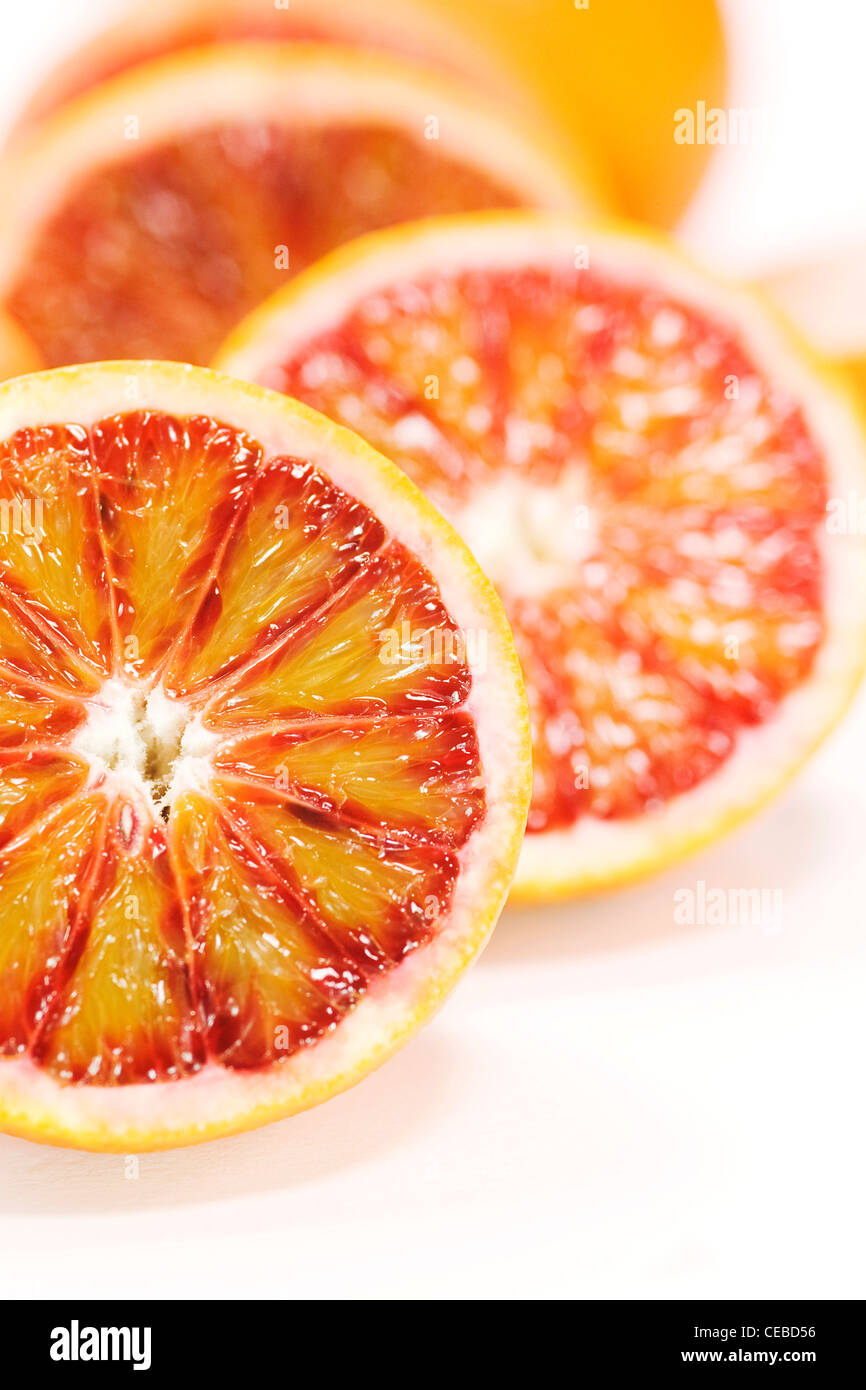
(216, 215, 866, 896)
(0, 750, 89, 849)
(166, 454, 385, 694)
(200, 544, 472, 725)
(0, 793, 106, 1056)
(213, 715, 484, 845)
(0, 423, 114, 675)
(0, 44, 592, 369)
(0, 593, 98, 697)
(217, 783, 458, 966)
(169, 789, 363, 1067)
(33, 813, 201, 1085)
(92, 410, 261, 679)
(0, 687, 84, 749)
(0, 363, 530, 1148)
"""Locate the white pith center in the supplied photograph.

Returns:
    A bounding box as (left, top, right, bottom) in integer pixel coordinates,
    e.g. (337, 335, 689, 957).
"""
(72, 678, 217, 815)
(450, 469, 597, 599)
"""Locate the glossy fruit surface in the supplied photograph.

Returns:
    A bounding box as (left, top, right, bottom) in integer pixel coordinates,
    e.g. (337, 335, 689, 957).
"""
(217, 214, 866, 897)
(0, 361, 530, 1148)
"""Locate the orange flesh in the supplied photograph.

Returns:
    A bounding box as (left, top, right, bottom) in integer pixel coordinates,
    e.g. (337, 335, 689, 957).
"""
(0, 411, 484, 1084)
(269, 265, 828, 833)
(5, 124, 522, 368)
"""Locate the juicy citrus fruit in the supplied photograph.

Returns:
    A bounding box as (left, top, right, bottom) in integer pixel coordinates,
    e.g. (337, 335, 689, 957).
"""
(0, 42, 597, 370)
(0, 360, 530, 1150)
(0, 312, 40, 382)
(216, 213, 866, 898)
(10, 0, 724, 226)
(761, 246, 866, 396)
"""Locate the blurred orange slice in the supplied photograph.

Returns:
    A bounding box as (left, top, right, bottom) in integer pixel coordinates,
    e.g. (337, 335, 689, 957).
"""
(10, 0, 724, 225)
(0, 361, 530, 1149)
(217, 213, 866, 897)
(0, 42, 598, 369)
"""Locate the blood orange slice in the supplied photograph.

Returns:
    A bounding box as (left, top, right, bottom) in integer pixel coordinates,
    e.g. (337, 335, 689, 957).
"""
(9, 0, 724, 226)
(0, 361, 530, 1149)
(216, 214, 866, 898)
(0, 43, 596, 370)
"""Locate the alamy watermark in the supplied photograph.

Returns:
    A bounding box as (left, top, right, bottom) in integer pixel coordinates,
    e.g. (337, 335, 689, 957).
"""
(674, 101, 768, 146)
(0, 496, 45, 541)
(378, 620, 488, 671)
(674, 879, 783, 933)
(826, 492, 866, 535)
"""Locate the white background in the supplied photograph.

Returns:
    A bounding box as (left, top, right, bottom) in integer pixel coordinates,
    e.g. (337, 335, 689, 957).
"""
(0, 0, 864, 1300)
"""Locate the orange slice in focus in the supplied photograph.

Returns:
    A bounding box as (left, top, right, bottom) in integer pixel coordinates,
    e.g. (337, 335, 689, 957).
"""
(0, 361, 530, 1149)
(0, 43, 597, 369)
(216, 214, 866, 898)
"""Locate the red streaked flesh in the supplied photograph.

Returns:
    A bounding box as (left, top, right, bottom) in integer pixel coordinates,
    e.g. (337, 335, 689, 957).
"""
(213, 713, 484, 844)
(170, 790, 363, 1068)
(0, 794, 107, 1056)
(92, 411, 261, 679)
(166, 454, 386, 695)
(201, 543, 472, 725)
(0, 749, 89, 849)
(34, 808, 203, 1085)
(0, 410, 486, 1083)
(0, 686, 85, 749)
(276, 265, 828, 832)
(5, 124, 523, 368)
(0, 593, 99, 696)
(0, 424, 114, 675)
(216, 783, 458, 968)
